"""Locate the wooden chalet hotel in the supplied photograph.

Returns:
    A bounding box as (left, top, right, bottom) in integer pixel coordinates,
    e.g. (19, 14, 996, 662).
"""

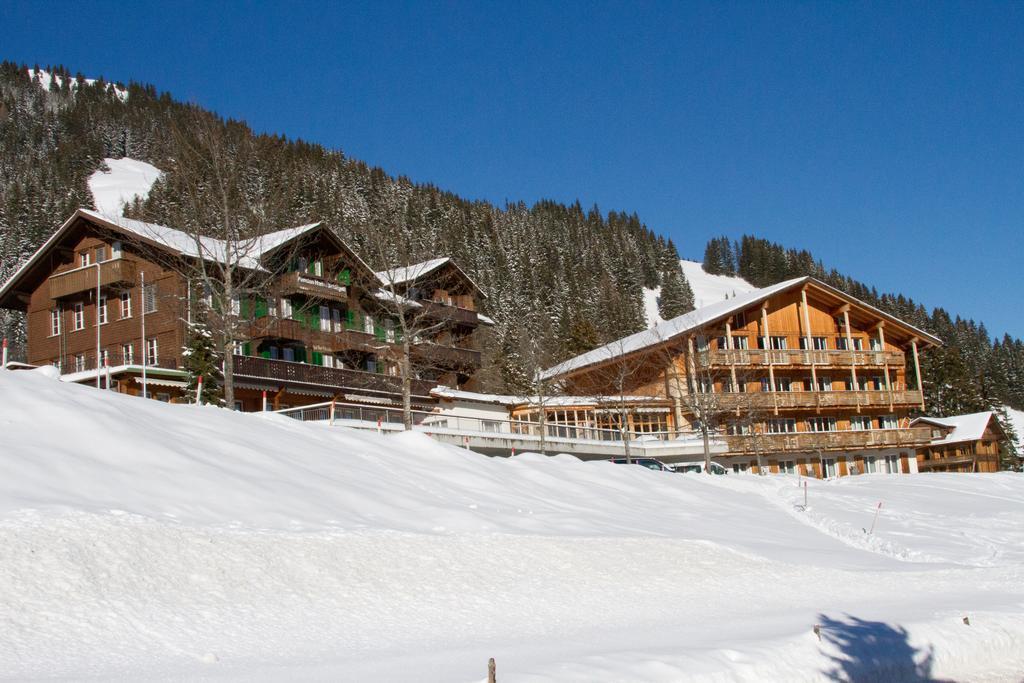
(536, 278, 942, 476)
(0, 209, 488, 410)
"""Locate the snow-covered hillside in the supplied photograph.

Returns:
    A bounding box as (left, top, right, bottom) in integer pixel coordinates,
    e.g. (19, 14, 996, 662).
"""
(88, 158, 163, 217)
(1008, 407, 1024, 453)
(1, 368, 1023, 681)
(645, 259, 757, 325)
(28, 67, 129, 102)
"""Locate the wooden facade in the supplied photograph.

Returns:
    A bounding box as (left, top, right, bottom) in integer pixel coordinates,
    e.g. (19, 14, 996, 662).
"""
(0, 210, 485, 410)
(913, 413, 1006, 473)
(540, 278, 942, 476)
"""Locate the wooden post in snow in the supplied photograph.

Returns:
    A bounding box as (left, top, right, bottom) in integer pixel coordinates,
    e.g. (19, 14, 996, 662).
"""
(488, 657, 496, 683)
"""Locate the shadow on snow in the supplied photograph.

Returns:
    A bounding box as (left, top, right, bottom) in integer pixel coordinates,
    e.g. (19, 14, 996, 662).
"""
(817, 613, 952, 682)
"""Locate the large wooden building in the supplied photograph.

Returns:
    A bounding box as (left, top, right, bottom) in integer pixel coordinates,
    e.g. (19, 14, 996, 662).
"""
(539, 277, 942, 475)
(912, 411, 1006, 473)
(0, 209, 487, 410)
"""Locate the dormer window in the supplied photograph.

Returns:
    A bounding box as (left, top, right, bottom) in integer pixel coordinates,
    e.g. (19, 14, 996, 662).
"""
(95, 245, 107, 263)
(80, 252, 91, 268)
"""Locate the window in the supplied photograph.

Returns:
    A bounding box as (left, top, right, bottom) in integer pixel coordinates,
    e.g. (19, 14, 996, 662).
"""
(98, 296, 107, 325)
(156, 393, 171, 403)
(73, 302, 85, 331)
(99, 348, 110, 367)
(50, 309, 61, 336)
(865, 456, 878, 474)
(74, 354, 86, 372)
(80, 252, 91, 268)
(732, 335, 749, 350)
(870, 337, 882, 351)
(779, 460, 796, 474)
(95, 245, 107, 262)
(884, 455, 900, 474)
(822, 458, 837, 478)
(732, 462, 749, 473)
(111, 241, 123, 259)
(808, 375, 831, 392)
(120, 291, 132, 318)
(364, 314, 375, 334)
(850, 415, 874, 431)
(121, 343, 134, 365)
(837, 337, 864, 351)
(724, 378, 746, 393)
(800, 336, 828, 350)
(761, 335, 787, 350)
(280, 298, 293, 319)
(879, 415, 899, 430)
(807, 417, 837, 432)
(146, 338, 158, 365)
(143, 284, 157, 314)
(761, 377, 791, 392)
(726, 422, 751, 435)
(51, 359, 62, 372)
(696, 335, 710, 352)
(767, 418, 797, 434)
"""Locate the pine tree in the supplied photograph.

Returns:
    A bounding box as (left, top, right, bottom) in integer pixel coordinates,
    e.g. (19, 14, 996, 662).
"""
(182, 319, 223, 405)
(658, 262, 694, 320)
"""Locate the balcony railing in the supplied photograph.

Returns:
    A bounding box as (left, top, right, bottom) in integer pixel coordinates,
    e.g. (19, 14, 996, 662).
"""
(724, 426, 933, 454)
(276, 272, 349, 301)
(713, 389, 922, 410)
(232, 354, 437, 397)
(708, 348, 904, 368)
(419, 300, 479, 326)
(413, 342, 482, 368)
(49, 259, 137, 299)
(58, 352, 179, 376)
(246, 317, 374, 353)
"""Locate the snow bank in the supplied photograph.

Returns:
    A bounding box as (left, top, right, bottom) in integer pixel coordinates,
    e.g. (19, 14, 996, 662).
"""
(1007, 407, 1024, 453)
(645, 260, 757, 326)
(88, 158, 163, 217)
(1, 368, 1023, 681)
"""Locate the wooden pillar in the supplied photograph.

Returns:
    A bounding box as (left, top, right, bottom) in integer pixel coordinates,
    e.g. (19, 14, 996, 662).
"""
(725, 319, 739, 411)
(686, 335, 698, 395)
(843, 309, 859, 412)
(800, 288, 818, 399)
(878, 322, 893, 410)
(761, 305, 778, 415)
(911, 338, 925, 411)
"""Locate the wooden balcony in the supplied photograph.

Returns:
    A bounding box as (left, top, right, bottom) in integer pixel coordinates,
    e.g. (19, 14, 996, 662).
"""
(245, 316, 375, 353)
(413, 342, 482, 369)
(276, 271, 348, 302)
(714, 389, 923, 410)
(708, 348, 904, 368)
(232, 354, 437, 397)
(420, 300, 479, 326)
(49, 259, 137, 299)
(724, 426, 933, 454)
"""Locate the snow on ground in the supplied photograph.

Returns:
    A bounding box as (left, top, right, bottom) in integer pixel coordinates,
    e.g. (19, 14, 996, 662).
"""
(27, 67, 129, 102)
(645, 260, 757, 326)
(1, 368, 1023, 681)
(88, 158, 163, 217)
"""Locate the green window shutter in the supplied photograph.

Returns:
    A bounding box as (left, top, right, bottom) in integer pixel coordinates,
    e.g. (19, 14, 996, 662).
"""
(374, 324, 386, 341)
(295, 347, 307, 364)
(241, 342, 251, 356)
(312, 351, 323, 366)
(260, 349, 271, 359)
(239, 298, 251, 319)
(337, 268, 351, 286)
(254, 299, 268, 318)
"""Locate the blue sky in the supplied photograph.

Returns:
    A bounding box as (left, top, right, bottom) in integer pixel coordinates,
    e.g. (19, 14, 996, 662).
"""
(2, 1, 1022, 338)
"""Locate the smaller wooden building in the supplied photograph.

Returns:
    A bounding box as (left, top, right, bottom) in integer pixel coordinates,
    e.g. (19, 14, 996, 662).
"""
(912, 411, 1007, 473)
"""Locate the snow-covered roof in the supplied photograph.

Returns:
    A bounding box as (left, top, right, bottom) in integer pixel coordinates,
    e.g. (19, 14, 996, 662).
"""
(912, 412, 999, 446)
(59, 364, 187, 384)
(542, 276, 942, 380)
(375, 257, 486, 298)
(477, 313, 496, 326)
(541, 278, 806, 380)
(372, 289, 422, 308)
(429, 386, 669, 409)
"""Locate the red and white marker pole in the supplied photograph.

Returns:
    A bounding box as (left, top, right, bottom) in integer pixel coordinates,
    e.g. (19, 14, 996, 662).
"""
(868, 501, 883, 535)
(261, 390, 268, 412)
(195, 375, 204, 404)
(1, 337, 8, 368)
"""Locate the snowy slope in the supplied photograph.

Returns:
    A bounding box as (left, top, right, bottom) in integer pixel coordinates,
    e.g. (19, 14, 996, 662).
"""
(1007, 407, 1024, 453)
(645, 259, 757, 326)
(1, 367, 1023, 681)
(88, 158, 163, 217)
(27, 67, 129, 102)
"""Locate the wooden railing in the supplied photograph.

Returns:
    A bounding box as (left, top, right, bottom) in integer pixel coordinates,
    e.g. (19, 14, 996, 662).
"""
(245, 317, 375, 352)
(276, 272, 349, 301)
(725, 426, 932, 454)
(420, 300, 479, 326)
(49, 259, 137, 299)
(413, 342, 482, 368)
(708, 348, 904, 368)
(232, 354, 436, 396)
(714, 389, 922, 410)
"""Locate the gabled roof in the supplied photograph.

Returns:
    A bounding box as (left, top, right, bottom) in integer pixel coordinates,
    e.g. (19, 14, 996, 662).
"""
(0, 209, 378, 308)
(912, 411, 1005, 446)
(541, 276, 942, 381)
(375, 257, 486, 298)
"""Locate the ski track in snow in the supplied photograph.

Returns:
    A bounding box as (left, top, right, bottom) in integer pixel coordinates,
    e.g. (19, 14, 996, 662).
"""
(1, 368, 1023, 681)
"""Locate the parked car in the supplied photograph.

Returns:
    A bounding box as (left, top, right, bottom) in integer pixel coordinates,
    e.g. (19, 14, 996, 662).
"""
(609, 457, 673, 472)
(673, 462, 729, 475)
